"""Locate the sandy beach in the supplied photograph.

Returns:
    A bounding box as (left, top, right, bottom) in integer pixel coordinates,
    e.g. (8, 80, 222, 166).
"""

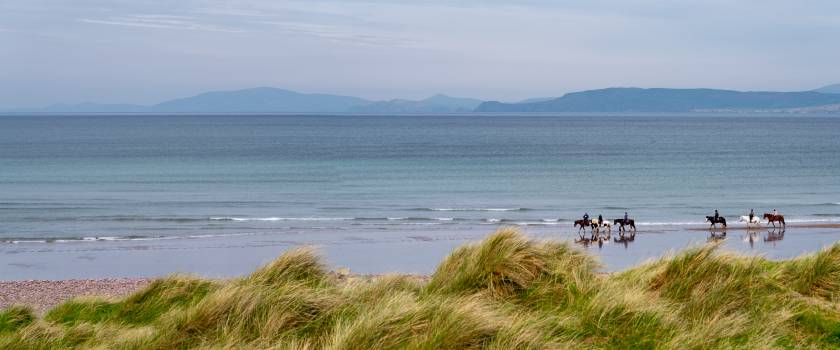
(0, 278, 150, 313)
(3, 223, 840, 282)
(0, 272, 431, 315)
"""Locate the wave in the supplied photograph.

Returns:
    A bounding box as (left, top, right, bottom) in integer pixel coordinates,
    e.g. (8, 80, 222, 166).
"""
(513, 221, 563, 226)
(785, 218, 840, 223)
(408, 207, 530, 212)
(210, 217, 353, 222)
(635, 221, 702, 226)
(2, 232, 262, 244)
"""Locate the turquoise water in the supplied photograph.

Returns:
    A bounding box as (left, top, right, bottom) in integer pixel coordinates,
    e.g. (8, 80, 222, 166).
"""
(1, 114, 839, 244)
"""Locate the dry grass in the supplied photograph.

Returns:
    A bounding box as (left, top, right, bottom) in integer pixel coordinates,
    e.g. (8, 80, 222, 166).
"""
(3, 227, 840, 349)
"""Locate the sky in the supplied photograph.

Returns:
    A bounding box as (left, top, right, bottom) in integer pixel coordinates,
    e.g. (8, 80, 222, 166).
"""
(2, 0, 840, 108)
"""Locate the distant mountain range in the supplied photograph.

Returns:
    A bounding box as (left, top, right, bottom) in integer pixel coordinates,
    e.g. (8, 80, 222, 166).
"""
(477, 87, 840, 113)
(7, 84, 840, 114)
(8, 88, 480, 114)
(815, 84, 840, 94)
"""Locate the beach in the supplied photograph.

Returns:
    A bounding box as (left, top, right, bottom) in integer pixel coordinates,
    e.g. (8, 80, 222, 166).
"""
(4, 228, 840, 348)
(0, 278, 150, 314)
(3, 222, 840, 279)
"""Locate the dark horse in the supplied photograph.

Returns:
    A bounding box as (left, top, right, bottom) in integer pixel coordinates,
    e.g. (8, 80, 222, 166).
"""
(763, 213, 786, 228)
(574, 219, 592, 237)
(705, 216, 727, 229)
(613, 219, 636, 234)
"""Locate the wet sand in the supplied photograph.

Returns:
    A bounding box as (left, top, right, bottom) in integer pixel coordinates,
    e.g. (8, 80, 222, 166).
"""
(2, 224, 840, 282)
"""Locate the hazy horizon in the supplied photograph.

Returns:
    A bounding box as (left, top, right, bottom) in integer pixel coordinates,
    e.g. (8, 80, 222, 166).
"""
(3, 1, 840, 108)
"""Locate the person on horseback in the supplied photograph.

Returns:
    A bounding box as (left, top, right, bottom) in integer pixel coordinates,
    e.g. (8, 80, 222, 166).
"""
(714, 210, 719, 221)
(583, 212, 589, 224)
(773, 208, 778, 217)
(749, 208, 755, 221)
(598, 214, 603, 226)
(623, 211, 629, 225)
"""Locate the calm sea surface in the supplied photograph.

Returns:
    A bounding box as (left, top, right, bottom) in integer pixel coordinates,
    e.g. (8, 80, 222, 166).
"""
(1, 114, 839, 242)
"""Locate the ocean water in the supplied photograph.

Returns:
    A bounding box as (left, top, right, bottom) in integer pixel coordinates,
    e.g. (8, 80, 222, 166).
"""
(1, 114, 839, 245)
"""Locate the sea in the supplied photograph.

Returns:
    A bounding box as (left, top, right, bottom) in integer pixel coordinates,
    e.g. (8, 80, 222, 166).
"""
(2, 114, 840, 278)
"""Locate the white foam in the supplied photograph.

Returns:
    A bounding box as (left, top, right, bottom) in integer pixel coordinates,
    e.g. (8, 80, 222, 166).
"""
(515, 221, 561, 226)
(210, 217, 352, 222)
(785, 218, 840, 223)
(427, 208, 524, 212)
(635, 222, 701, 226)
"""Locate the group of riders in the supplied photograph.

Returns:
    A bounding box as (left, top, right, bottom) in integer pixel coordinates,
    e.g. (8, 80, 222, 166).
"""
(575, 211, 634, 241)
(576, 208, 787, 242)
(707, 208, 786, 229)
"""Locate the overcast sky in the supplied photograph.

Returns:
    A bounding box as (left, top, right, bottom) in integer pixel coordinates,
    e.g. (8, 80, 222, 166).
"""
(2, 0, 840, 108)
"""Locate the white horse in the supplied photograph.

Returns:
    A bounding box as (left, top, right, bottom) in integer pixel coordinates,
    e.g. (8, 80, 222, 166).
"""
(590, 219, 611, 240)
(738, 215, 762, 227)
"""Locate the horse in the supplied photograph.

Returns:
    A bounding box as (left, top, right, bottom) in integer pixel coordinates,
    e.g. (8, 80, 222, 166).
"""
(588, 218, 611, 241)
(593, 219, 612, 235)
(763, 213, 785, 228)
(574, 219, 592, 237)
(613, 218, 636, 234)
(705, 216, 727, 229)
(738, 215, 762, 227)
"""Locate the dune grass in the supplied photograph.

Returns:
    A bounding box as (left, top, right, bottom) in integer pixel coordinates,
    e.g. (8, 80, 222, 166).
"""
(3, 227, 840, 349)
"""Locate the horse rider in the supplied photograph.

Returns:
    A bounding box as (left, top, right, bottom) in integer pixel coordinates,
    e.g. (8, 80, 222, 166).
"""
(773, 208, 779, 217)
(623, 211, 629, 225)
(749, 208, 755, 222)
(598, 214, 603, 226)
(714, 209, 719, 221)
(583, 212, 589, 225)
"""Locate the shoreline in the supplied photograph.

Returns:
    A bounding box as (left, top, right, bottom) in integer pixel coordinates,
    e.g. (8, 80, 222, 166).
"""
(3, 224, 840, 281)
(684, 222, 840, 231)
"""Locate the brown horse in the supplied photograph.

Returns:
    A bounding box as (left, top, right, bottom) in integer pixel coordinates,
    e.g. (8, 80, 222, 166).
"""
(763, 213, 785, 227)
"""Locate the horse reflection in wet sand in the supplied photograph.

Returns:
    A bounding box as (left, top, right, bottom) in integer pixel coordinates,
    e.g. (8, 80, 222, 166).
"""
(765, 228, 785, 242)
(708, 230, 727, 242)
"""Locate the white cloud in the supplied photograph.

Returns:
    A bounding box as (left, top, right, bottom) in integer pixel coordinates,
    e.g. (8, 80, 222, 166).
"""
(79, 14, 244, 33)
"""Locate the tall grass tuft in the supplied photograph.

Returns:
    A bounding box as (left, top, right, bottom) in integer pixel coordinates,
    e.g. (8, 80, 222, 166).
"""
(4, 228, 840, 349)
(427, 227, 597, 302)
(0, 306, 35, 334)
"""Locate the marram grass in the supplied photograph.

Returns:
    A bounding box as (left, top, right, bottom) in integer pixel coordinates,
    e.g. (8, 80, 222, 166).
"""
(3, 227, 840, 349)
